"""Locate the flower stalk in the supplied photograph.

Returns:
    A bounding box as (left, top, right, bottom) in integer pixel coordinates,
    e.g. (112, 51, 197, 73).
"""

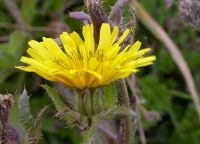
(118, 79, 134, 144)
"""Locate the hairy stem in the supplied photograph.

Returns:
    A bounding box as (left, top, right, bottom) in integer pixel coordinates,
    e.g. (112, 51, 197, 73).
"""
(118, 79, 133, 144)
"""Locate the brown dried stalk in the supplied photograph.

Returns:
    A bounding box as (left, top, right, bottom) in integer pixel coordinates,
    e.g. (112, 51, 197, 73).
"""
(84, 0, 109, 44)
(0, 94, 19, 144)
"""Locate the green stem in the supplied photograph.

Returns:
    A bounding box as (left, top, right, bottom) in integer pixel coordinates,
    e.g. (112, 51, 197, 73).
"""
(119, 79, 133, 144)
(81, 116, 99, 144)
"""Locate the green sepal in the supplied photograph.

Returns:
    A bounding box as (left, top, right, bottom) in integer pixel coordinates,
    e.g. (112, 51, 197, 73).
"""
(103, 82, 118, 110)
(100, 106, 137, 119)
(41, 84, 69, 112)
(42, 84, 82, 126)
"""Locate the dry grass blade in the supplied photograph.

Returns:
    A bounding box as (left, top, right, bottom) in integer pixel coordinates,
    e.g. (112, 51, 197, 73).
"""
(32, 106, 49, 144)
(135, 2, 200, 121)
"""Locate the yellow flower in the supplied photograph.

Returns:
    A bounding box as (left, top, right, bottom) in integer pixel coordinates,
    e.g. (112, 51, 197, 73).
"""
(15, 23, 156, 90)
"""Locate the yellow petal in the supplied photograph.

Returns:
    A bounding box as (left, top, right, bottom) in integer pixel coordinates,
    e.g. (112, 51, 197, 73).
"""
(97, 23, 111, 52)
(117, 29, 130, 45)
(60, 32, 77, 53)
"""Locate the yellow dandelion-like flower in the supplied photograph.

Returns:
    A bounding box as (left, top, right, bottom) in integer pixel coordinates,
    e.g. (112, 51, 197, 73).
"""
(15, 23, 156, 90)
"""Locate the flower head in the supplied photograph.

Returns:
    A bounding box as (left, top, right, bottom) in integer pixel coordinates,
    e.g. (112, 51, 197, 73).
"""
(16, 23, 156, 90)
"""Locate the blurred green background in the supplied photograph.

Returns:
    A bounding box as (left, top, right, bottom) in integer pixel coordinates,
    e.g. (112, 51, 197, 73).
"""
(0, 0, 200, 143)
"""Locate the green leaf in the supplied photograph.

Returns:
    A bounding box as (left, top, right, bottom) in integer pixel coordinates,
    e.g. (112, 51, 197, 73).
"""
(44, 0, 66, 14)
(8, 93, 29, 144)
(138, 75, 172, 112)
(169, 104, 200, 144)
(0, 31, 27, 84)
(18, 88, 33, 123)
(157, 48, 176, 74)
(183, 49, 200, 70)
(21, 0, 37, 24)
(18, 88, 35, 137)
(7, 31, 26, 57)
